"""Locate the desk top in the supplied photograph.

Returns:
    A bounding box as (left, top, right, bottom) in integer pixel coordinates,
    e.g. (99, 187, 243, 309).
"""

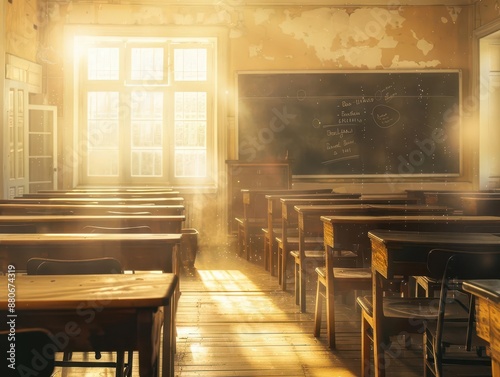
(0, 214, 185, 222)
(368, 230, 500, 247)
(320, 214, 500, 224)
(0, 273, 178, 310)
(295, 204, 451, 213)
(463, 280, 500, 304)
(0, 233, 183, 243)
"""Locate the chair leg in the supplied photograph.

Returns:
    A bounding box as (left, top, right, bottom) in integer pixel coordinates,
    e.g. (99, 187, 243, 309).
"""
(263, 235, 270, 272)
(294, 260, 300, 306)
(313, 279, 323, 338)
(277, 245, 283, 285)
(361, 313, 371, 377)
(326, 284, 336, 349)
(299, 263, 307, 313)
(115, 352, 125, 377)
(270, 238, 277, 277)
(281, 246, 289, 291)
(125, 351, 134, 377)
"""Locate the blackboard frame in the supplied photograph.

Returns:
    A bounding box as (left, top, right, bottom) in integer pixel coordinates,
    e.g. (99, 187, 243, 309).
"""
(236, 70, 462, 179)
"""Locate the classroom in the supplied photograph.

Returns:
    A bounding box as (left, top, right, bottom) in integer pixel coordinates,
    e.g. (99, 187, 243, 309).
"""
(2, 1, 500, 376)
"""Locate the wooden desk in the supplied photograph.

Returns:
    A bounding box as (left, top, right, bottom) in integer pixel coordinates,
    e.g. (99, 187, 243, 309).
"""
(19, 191, 180, 198)
(366, 229, 500, 377)
(0, 233, 182, 274)
(277, 197, 418, 289)
(0, 214, 185, 233)
(0, 273, 178, 377)
(0, 197, 185, 205)
(462, 196, 500, 215)
(264, 192, 359, 275)
(292, 205, 452, 312)
(423, 191, 500, 209)
(463, 279, 500, 377)
(0, 203, 185, 216)
(239, 188, 336, 261)
(321, 215, 500, 267)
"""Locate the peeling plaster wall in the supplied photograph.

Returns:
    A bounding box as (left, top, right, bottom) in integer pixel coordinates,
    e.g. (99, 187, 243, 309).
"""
(232, 6, 469, 71)
(5, 0, 40, 61)
(476, 0, 500, 27)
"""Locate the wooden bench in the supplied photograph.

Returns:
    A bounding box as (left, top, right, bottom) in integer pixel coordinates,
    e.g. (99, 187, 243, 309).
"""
(422, 191, 500, 210)
(277, 196, 418, 290)
(0, 196, 184, 205)
(18, 190, 180, 199)
(0, 232, 182, 274)
(237, 188, 335, 261)
(0, 203, 184, 216)
(264, 192, 361, 275)
(0, 214, 185, 233)
(461, 196, 500, 215)
(294, 204, 453, 313)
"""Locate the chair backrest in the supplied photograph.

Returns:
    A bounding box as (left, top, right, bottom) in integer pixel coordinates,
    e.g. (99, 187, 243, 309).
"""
(0, 328, 55, 377)
(427, 248, 500, 281)
(427, 248, 500, 351)
(27, 257, 123, 275)
(82, 225, 152, 233)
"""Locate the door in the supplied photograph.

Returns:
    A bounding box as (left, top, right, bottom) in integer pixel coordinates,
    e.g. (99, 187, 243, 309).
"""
(28, 105, 58, 192)
(4, 81, 28, 198)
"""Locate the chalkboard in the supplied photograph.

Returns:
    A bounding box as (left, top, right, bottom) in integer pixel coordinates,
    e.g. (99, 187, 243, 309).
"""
(237, 71, 461, 177)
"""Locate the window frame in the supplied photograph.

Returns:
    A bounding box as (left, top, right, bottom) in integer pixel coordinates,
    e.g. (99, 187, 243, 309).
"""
(75, 35, 217, 187)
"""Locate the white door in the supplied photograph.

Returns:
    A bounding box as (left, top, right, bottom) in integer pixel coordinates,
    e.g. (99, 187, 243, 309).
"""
(4, 81, 29, 198)
(28, 105, 58, 192)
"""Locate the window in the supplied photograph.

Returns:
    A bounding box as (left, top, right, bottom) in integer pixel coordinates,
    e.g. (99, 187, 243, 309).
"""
(76, 37, 215, 185)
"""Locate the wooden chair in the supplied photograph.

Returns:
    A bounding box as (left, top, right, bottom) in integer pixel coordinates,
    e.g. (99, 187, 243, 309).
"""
(313, 244, 371, 348)
(423, 249, 499, 377)
(26, 257, 132, 377)
(239, 188, 335, 263)
(1, 328, 55, 377)
(277, 194, 363, 290)
(263, 192, 351, 276)
(356, 249, 499, 377)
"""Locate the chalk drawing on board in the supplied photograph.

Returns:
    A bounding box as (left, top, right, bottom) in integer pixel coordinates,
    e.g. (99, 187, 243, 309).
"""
(372, 104, 401, 128)
(321, 124, 360, 165)
(322, 155, 360, 165)
(312, 118, 321, 128)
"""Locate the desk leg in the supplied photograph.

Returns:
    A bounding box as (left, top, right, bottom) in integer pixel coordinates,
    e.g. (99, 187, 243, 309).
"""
(493, 359, 500, 377)
(162, 301, 174, 377)
(372, 270, 386, 377)
(137, 310, 156, 377)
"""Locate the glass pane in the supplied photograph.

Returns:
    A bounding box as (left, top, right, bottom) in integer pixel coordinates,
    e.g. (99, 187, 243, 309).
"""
(87, 92, 119, 147)
(175, 121, 206, 147)
(175, 150, 206, 177)
(131, 150, 162, 177)
(8, 90, 14, 179)
(88, 47, 119, 80)
(16, 90, 24, 179)
(131, 48, 164, 81)
(174, 92, 207, 177)
(174, 48, 207, 81)
(130, 91, 163, 177)
(87, 92, 119, 176)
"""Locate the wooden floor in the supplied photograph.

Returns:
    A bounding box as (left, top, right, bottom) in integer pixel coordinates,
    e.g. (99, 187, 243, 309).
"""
(48, 242, 491, 377)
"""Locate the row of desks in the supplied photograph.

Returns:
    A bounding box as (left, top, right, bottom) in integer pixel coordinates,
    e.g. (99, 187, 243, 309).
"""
(320, 215, 500, 377)
(0, 189, 185, 377)
(239, 188, 500, 377)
